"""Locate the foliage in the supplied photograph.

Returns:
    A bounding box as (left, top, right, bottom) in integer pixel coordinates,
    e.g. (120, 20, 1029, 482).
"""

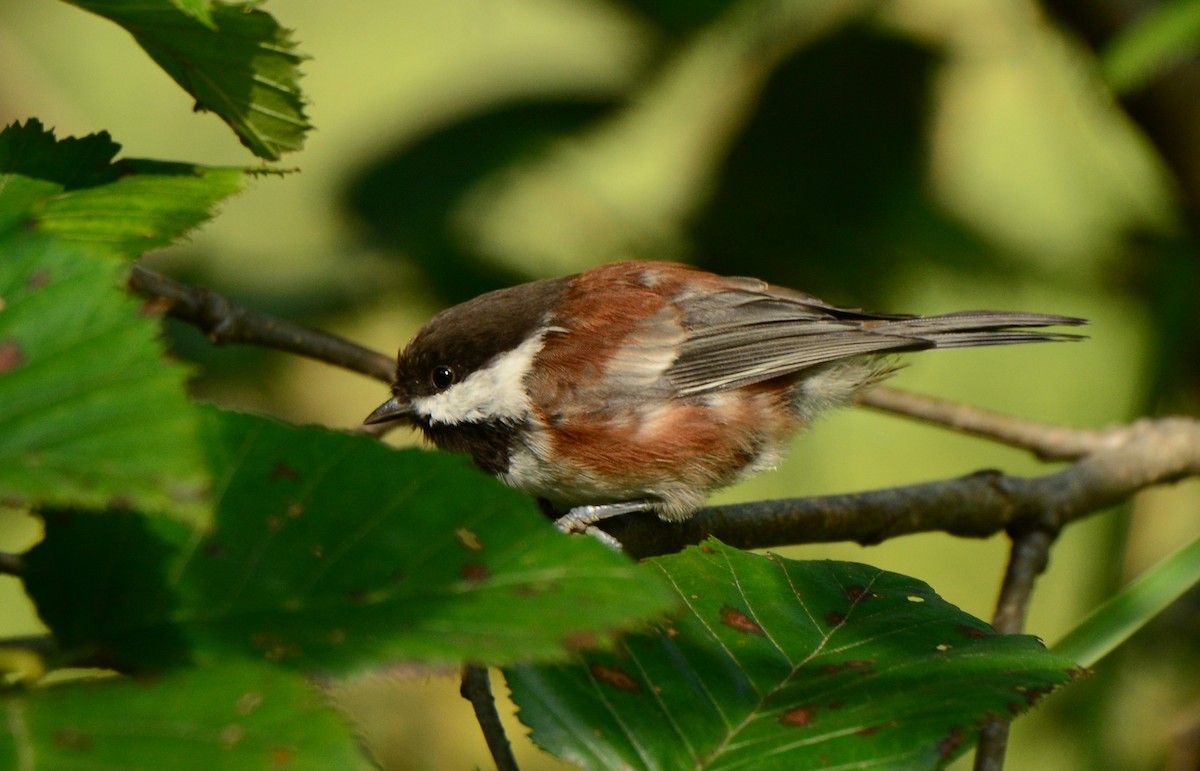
(2, 0, 1197, 769)
(64, 0, 310, 160)
(23, 408, 676, 672)
(509, 541, 1079, 770)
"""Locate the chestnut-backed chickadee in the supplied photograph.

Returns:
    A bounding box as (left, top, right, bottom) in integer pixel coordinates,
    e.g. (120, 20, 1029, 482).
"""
(366, 261, 1084, 529)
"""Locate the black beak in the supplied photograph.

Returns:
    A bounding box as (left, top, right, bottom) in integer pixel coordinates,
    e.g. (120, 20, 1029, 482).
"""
(364, 396, 413, 426)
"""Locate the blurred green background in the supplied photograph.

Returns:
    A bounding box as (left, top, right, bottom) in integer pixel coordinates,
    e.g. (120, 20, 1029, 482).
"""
(2, 0, 1198, 768)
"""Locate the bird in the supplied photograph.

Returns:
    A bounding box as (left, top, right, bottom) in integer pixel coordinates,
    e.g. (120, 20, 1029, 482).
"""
(365, 261, 1084, 530)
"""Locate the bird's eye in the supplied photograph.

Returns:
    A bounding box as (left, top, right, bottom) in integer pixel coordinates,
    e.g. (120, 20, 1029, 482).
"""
(431, 365, 455, 390)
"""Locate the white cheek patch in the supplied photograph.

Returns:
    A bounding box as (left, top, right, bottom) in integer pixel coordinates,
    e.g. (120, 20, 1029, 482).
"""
(411, 332, 544, 425)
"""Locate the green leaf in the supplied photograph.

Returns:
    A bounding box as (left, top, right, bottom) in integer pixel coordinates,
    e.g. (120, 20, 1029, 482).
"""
(20, 510, 194, 670)
(0, 119, 248, 257)
(1054, 532, 1200, 667)
(0, 230, 205, 519)
(23, 408, 677, 671)
(64, 0, 311, 160)
(0, 661, 371, 770)
(1102, 0, 1200, 94)
(0, 119, 122, 190)
(507, 540, 1081, 770)
(170, 0, 216, 28)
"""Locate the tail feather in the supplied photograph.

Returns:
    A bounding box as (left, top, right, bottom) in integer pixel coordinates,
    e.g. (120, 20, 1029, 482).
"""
(668, 306, 1086, 397)
(878, 311, 1087, 349)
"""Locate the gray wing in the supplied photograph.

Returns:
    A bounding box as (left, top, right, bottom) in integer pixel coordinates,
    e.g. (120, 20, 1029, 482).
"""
(666, 282, 1085, 396)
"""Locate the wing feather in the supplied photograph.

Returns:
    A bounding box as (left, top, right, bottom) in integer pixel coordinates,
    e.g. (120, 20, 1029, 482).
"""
(665, 286, 1084, 396)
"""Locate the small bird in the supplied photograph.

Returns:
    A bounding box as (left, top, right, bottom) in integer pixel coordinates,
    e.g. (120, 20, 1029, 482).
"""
(366, 261, 1084, 529)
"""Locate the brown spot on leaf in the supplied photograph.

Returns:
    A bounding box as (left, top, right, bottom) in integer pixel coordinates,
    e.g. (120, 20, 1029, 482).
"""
(827, 700, 844, 710)
(514, 581, 558, 597)
(845, 586, 868, 601)
(219, 723, 245, 749)
(825, 610, 846, 626)
(720, 605, 764, 635)
(779, 707, 816, 727)
(455, 527, 483, 553)
(236, 691, 264, 716)
(53, 727, 91, 750)
(1018, 685, 1054, 706)
(264, 644, 300, 662)
(857, 725, 881, 737)
(26, 269, 49, 289)
(590, 663, 641, 693)
(0, 340, 24, 373)
(139, 297, 173, 317)
(1066, 666, 1091, 681)
(250, 632, 301, 662)
(461, 562, 490, 584)
(937, 727, 965, 760)
(269, 746, 295, 767)
(271, 462, 299, 481)
(959, 624, 991, 639)
(204, 542, 225, 559)
(699, 544, 717, 554)
(820, 659, 873, 675)
(1006, 701, 1022, 716)
(563, 631, 599, 651)
(286, 503, 304, 519)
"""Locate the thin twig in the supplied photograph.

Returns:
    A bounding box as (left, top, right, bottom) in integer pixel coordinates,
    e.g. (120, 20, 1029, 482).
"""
(990, 530, 1055, 635)
(858, 387, 1115, 461)
(973, 529, 1056, 771)
(0, 551, 25, 576)
(461, 664, 520, 771)
(127, 266, 395, 382)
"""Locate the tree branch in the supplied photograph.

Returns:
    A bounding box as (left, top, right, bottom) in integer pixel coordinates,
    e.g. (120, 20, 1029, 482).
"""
(128, 266, 394, 382)
(605, 417, 1200, 559)
(461, 664, 520, 771)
